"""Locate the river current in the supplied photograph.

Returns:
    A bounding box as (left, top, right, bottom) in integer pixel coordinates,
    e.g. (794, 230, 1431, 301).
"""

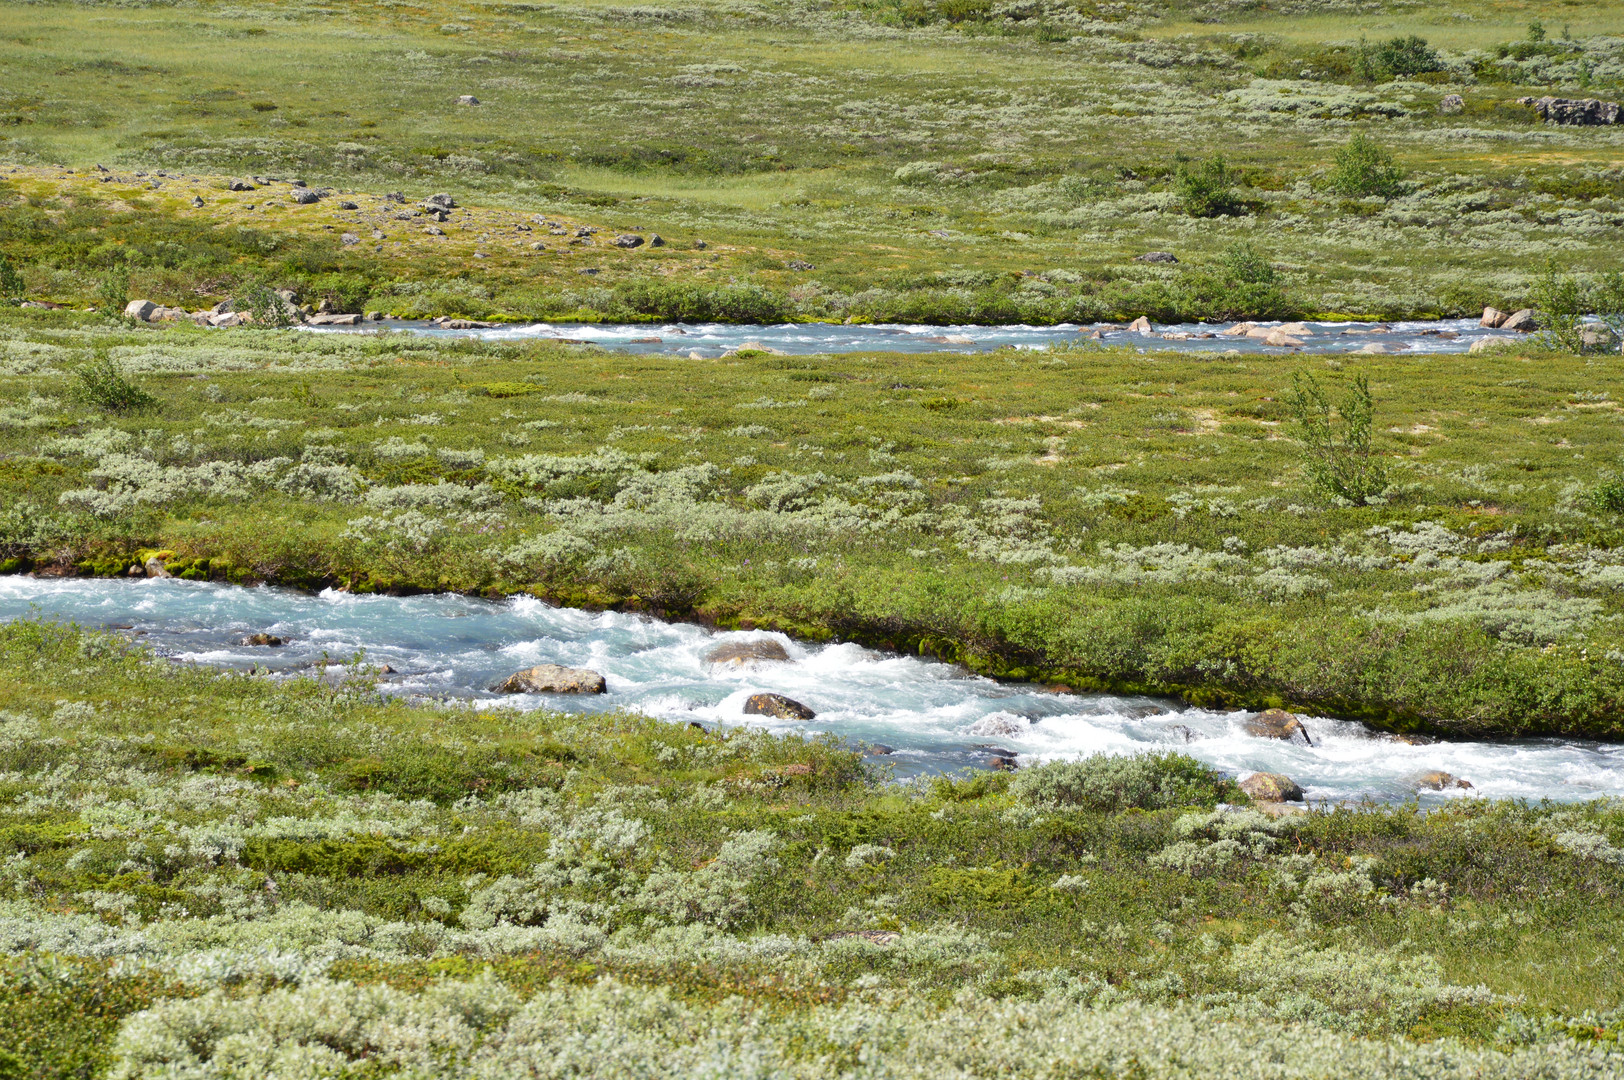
(3, 577, 1620, 804)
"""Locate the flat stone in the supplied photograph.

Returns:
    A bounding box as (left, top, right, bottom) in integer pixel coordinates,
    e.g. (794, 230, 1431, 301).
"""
(494, 664, 607, 694)
(743, 693, 815, 720)
(703, 639, 791, 665)
(1243, 708, 1313, 746)
(1239, 771, 1304, 802)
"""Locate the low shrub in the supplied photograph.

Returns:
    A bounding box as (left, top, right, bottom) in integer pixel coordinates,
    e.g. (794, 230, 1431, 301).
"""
(1352, 35, 1443, 81)
(1288, 370, 1387, 505)
(1328, 134, 1403, 199)
(1008, 752, 1233, 811)
(1173, 155, 1244, 218)
(70, 354, 159, 414)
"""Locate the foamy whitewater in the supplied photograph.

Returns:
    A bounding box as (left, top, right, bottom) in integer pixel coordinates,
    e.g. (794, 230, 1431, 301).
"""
(3, 577, 1620, 803)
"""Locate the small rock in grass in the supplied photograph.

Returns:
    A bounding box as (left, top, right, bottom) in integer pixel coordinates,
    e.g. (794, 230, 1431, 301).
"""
(494, 664, 606, 694)
(1480, 306, 1508, 328)
(340, 233, 359, 245)
(649, 234, 664, 247)
(613, 234, 644, 248)
(743, 693, 815, 720)
(1409, 770, 1473, 791)
(424, 225, 446, 236)
(1134, 251, 1178, 263)
(339, 200, 358, 210)
(1243, 708, 1313, 746)
(229, 179, 256, 191)
(787, 259, 814, 271)
(457, 94, 480, 106)
(191, 195, 204, 208)
(1501, 308, 1538, 332)
(240, 633, 284, 647)
(1239, 771, 1304, 802)
(1439, 94, 1465, 113)
(290, 189, 320, 205)
(704, 639, 790, 665)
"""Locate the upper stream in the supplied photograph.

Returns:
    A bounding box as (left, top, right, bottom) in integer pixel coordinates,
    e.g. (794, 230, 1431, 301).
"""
(311, 317, 1515, 357)
(4, 577, 1620, 804)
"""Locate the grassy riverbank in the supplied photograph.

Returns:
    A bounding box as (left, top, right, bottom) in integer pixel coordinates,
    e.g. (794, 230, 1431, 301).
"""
(0, 0, 1622, 321)
(0, 618, 1622, 1078)
(5, 317, 1624, 738)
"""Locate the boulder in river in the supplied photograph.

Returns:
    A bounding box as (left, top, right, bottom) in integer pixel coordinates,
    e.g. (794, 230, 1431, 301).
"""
(1127, 315, 1153, 335)
(1243, 708, 1313, 746)
(495, 664, 607, 694)
(743, 692, 815, 720)
(240, 633, 285, 647)
(704, 638, 790, 665)
(967, 714, 1026, 737)
(1500, 308, 1538, 332)
(143, 555, 171, 578)
(1480, 306, 1508, 328)
(1408, 770, 1473, 791)
(1239, 772, 1304, 802)
(1263, 329, 1304, 347)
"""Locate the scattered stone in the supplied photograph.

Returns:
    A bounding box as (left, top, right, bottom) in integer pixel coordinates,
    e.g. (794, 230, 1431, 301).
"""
(578, 267, 600, 275)
(1127, 315, 1153, 334)
(1263, 329, 1304, 347)
(494, 664, 607, 694)
(1355, 343, 1394, 354)
(1500, 308, 1538, 332)
(1439, 94, 1464, 113)
(613, 234, 645, 248)
(694, 239, 707, 249)
(1409, 770, 1474, 791)
(240, 633, 285, 647)
(425, 193, 456, 210)
(1134, 251, 1178, 263)
(743, 693, 815, 720)
(703, 639, 791, 665)
(143, 555, 170, 578)
(424, 225, 446, 236)
(530, 242, 547, 251)
(1480, 307, 1508, 328)
(1240, 772, 1304, 802)
(1468, 337, 1508, 353)
(1243, 708, 1313, 746)
(229, 179, 256, 191)
(1276, 322, 1313, 336)
(457, 94, 480, 106)
(786, 259, 815, 271)
(190, 195, 204, 208)
(339, 200, 359, 210)
(290, 189, 320, 205)
(340, 233, 359, 245)
(649, 234, 664, 247)
(124, 299, 157, 321)
(1517, 95, 1621, 125)
(1219, 322, 1256, 337)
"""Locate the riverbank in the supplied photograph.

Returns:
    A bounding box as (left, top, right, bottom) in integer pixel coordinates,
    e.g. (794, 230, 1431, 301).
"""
(5, 320, 1624, 740)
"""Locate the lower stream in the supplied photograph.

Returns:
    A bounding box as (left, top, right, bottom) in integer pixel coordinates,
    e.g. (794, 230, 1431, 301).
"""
(3, 577, 1620, 803)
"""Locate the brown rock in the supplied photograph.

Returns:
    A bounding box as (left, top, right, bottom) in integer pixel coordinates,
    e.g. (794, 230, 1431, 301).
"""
(703, 639, 791, 665)
(1239, 772, 1304, 802)
(743, 693, 815, 720)
(1500, 308, 1538, 332)
(1127, 315, 1153, 335)
(240, 633, 284, 647)
(1409, 770, 1473, 791)
(1480, 307, 1508, 328)
(1243, 708, 1314, 746)
(495, 664, 607, 694)
(143, 555, 171, 579)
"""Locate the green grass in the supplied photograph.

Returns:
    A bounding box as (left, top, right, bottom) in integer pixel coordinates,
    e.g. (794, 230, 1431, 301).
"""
(5, 316, 1624, 738)
(0, 0, 1619, 321)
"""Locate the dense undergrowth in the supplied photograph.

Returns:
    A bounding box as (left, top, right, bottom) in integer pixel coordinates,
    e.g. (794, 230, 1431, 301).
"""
(5, 319, 1624, 738)
(0, 619, 1621, 1077)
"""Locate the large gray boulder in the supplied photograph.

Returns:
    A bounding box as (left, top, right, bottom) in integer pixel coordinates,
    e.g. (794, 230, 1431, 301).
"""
(743, 693, 815, 720)
(124, 299, 157, 321)
(1518, 96, 1621, 125)
(1500, 308, 1538, 332)
(494, 664, 606, 694)
(704, 639, 790, 665)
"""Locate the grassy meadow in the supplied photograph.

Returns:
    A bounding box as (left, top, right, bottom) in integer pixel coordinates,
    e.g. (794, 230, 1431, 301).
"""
(4, 0, 1624, 1075)
(0, 0, 1620, 320)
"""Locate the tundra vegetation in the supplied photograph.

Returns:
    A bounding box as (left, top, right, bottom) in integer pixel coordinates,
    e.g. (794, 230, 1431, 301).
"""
(3, 0, 1624, 1074)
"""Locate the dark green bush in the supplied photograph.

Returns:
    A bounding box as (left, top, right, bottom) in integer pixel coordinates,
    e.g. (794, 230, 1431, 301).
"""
(94, 267, 129, 317)
(1173, 155, 1244, 218)
(1353, 35, 1443, 81)
(1008, 752, 1232, 812)
(1177, 243, 1292, 321)
(1328, 133, 1403, 199)
(70, 354, 159, 413)
(0, 254, 23, 301)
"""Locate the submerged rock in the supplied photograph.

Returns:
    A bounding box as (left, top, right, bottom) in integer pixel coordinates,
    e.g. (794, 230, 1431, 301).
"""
(703, 639, 790, 665)
(1243, 708, 1313, 746)
(967, 714, 1026, 737)
(495, 664, 606, 694)
(240, 633, 284, 647)
(1240, 772, 1304, 802)
(1409, 770, 1473, 791)
(743, 692, 815, 720)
